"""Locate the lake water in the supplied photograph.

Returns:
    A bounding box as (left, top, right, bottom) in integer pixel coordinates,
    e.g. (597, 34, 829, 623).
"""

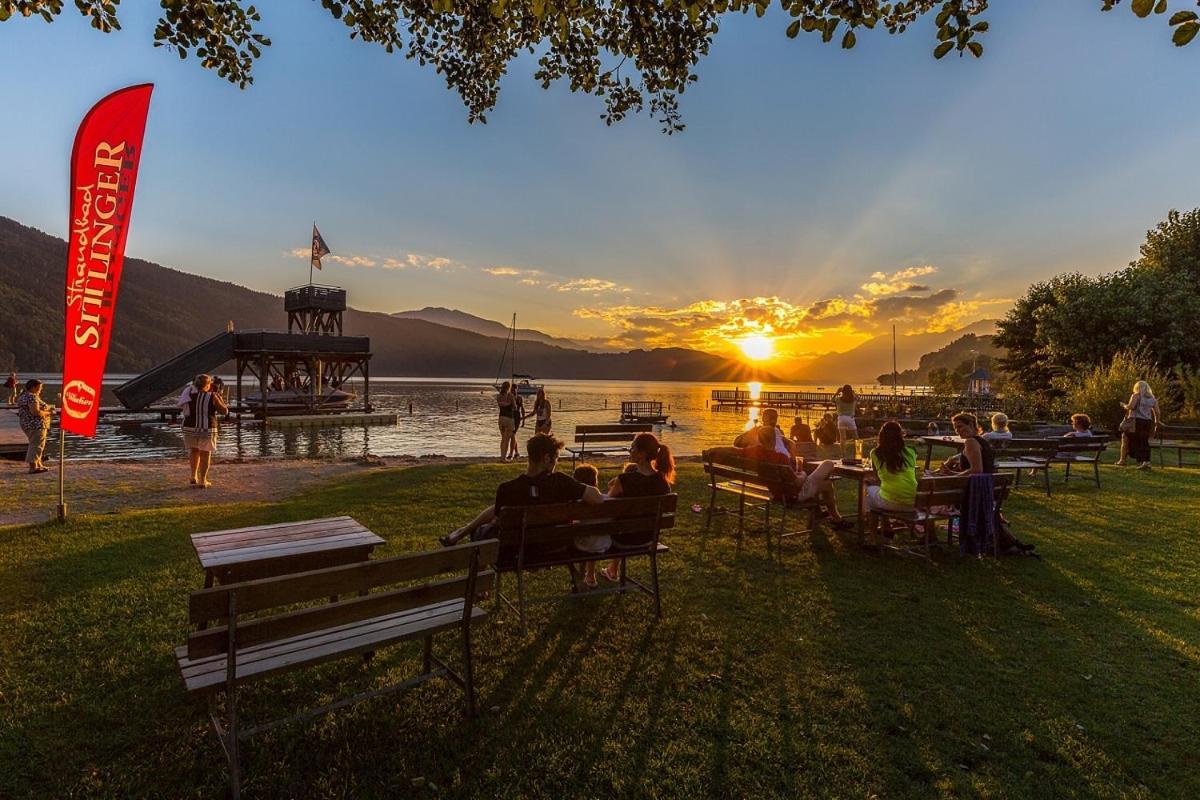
(21, 376, 892, 461)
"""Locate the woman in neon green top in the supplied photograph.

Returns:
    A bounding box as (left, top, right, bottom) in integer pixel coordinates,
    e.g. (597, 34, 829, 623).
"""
(867, 421, 918, 515)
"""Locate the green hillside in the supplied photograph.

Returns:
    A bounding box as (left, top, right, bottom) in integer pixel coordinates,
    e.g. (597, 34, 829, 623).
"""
(0, 217, 769, 383)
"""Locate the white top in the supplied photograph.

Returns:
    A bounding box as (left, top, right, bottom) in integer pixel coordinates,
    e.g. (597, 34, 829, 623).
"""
(1128, 393, 1157, 420)
(1065, 430, 1094, 438)
(983, 431, 1012, 440)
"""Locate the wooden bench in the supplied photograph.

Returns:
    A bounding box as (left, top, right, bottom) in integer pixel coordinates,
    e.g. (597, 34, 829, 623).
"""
(1050, 436, 1109, 488)
(701, 449, 824, 545)
(872, 473, 1013, 561)
(493, 495, 676, 632)
(177, 539, 497, 799)
(565, 423, 652, 467)
(991, 439, 1060, 496)
(1153, 425, 1200, 467)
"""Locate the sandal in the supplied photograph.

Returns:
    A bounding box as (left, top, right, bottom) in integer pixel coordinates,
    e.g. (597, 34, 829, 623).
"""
(583, 573, 598, 588)
(600, 567, 620, 583)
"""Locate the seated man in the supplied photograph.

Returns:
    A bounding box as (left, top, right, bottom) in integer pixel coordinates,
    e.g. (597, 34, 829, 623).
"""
(712, 426, 850, 528)
(734, 407, 794, 457)
(440, 432, 604, 547)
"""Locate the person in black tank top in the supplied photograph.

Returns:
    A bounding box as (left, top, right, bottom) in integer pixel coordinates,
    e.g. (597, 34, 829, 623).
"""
(944, 413, 995, 474)
(600, 432, 675, 582)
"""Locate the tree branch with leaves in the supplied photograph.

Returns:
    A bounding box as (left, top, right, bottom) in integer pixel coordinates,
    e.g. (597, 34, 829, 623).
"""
(2, 0, 1196, 132)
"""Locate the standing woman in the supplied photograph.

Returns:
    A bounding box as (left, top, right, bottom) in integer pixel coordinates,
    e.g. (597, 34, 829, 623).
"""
(497, 381, 516, 460)
(1119, 380, 1160, 470)
(182, 374, 228, 487)
(533, 387, 552, 434)
(5, 371, 18, 405)
(507, 389, 526, 460)
(600, 432, 675, 583)
(834, 385, 858, 450)
(16, 379, 53, 474)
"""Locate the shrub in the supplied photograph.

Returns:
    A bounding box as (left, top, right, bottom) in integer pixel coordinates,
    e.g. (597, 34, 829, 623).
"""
(1054, 350, 1173, 433)
(1173, 365, 1200, 422)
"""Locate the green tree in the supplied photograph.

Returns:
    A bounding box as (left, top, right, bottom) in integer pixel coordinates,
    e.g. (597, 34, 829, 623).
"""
(996, 208, 1200, 392)
(2, 1, 1198, 132)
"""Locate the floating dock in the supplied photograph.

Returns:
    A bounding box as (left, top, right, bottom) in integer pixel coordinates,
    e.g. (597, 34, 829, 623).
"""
(1, 412, 27, 460)
(265, 412, 397, 429)
(620, 400, 669, 424)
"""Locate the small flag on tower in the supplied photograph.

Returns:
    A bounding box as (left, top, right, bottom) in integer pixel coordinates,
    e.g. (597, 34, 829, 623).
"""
(311, 224, 331, 270)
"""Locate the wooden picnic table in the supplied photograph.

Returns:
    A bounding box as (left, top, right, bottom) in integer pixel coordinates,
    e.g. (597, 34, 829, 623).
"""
(832, 461, 875, 543)
(189, 515, 385, 588)
(919, 435, 965, 470)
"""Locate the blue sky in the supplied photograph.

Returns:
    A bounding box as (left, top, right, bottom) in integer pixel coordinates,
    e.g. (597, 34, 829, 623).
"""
(2, 0, 1197, 362)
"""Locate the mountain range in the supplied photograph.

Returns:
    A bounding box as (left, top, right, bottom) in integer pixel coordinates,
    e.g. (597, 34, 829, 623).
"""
(0, 216, 771, 383)
(391, 307, 587, 350)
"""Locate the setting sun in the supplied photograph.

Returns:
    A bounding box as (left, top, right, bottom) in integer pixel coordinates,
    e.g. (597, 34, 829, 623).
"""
(736, 334, 775, 361)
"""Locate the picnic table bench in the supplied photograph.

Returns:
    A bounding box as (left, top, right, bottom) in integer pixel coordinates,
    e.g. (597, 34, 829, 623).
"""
(493, 494, 676, 632)
(872, 473, 1013, 561)
(176, 539, 497, 799)
(1152, 425, 1200, 467)
(189, 516, 386, 587)
(565, 423, 653, 467)
(992, 439, 1060, 496)
(701, 449, 824, 546)
(1051, 437, 1109, 488)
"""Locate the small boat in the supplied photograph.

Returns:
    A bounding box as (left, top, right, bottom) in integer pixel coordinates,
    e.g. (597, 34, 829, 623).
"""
(242, 387, 355, 414)
(493, 313, 544, 397)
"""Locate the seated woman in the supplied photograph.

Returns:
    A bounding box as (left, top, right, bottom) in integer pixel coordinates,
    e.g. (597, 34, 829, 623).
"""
(983, 412, 1013, 440)
(865, 421, 918, 536)
(814, 413, 839, 446)
(600, 432, 675, 583)
(937, 412, 996, 475)
(440, 433, 603, 548)
(709, 426, 850, 529)
(1065, 413, 1093, 437)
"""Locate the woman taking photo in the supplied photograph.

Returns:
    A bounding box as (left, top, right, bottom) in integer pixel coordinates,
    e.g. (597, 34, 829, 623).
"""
(181, 373, 228, 487)
(1118, 380, 1159, 470)
(600, 432, 675, 583)
(497, 381, 516, 461)
(834, 385, 858, 450)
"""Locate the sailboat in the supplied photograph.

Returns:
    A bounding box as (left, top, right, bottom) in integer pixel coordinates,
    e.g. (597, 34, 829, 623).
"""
(493, 313, 544, 397)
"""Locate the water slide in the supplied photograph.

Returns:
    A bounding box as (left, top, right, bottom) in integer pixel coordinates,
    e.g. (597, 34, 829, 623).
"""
(114, 331, 235, 410)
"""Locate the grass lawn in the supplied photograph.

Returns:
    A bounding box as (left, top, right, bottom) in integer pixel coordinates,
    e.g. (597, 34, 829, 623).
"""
(2, 459, 1198, 799)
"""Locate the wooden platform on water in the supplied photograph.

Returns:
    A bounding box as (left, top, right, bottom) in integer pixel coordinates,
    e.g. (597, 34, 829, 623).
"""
(1, 411, 29, 459)
(265, 412, 397, 429)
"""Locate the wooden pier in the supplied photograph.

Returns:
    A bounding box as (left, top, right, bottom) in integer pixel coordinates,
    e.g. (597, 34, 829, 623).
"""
(710, 388, 1006, 414)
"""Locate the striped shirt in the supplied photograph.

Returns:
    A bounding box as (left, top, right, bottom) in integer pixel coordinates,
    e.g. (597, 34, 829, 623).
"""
(183, 391, 217, 433)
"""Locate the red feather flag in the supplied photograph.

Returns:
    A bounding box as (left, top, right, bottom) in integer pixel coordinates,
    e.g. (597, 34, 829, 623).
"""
(61, 84, 154, 437)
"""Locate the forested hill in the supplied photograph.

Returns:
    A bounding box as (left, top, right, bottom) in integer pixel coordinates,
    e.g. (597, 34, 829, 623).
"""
(0, 217, 770, 382)
(877, 333, 1002, 385)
